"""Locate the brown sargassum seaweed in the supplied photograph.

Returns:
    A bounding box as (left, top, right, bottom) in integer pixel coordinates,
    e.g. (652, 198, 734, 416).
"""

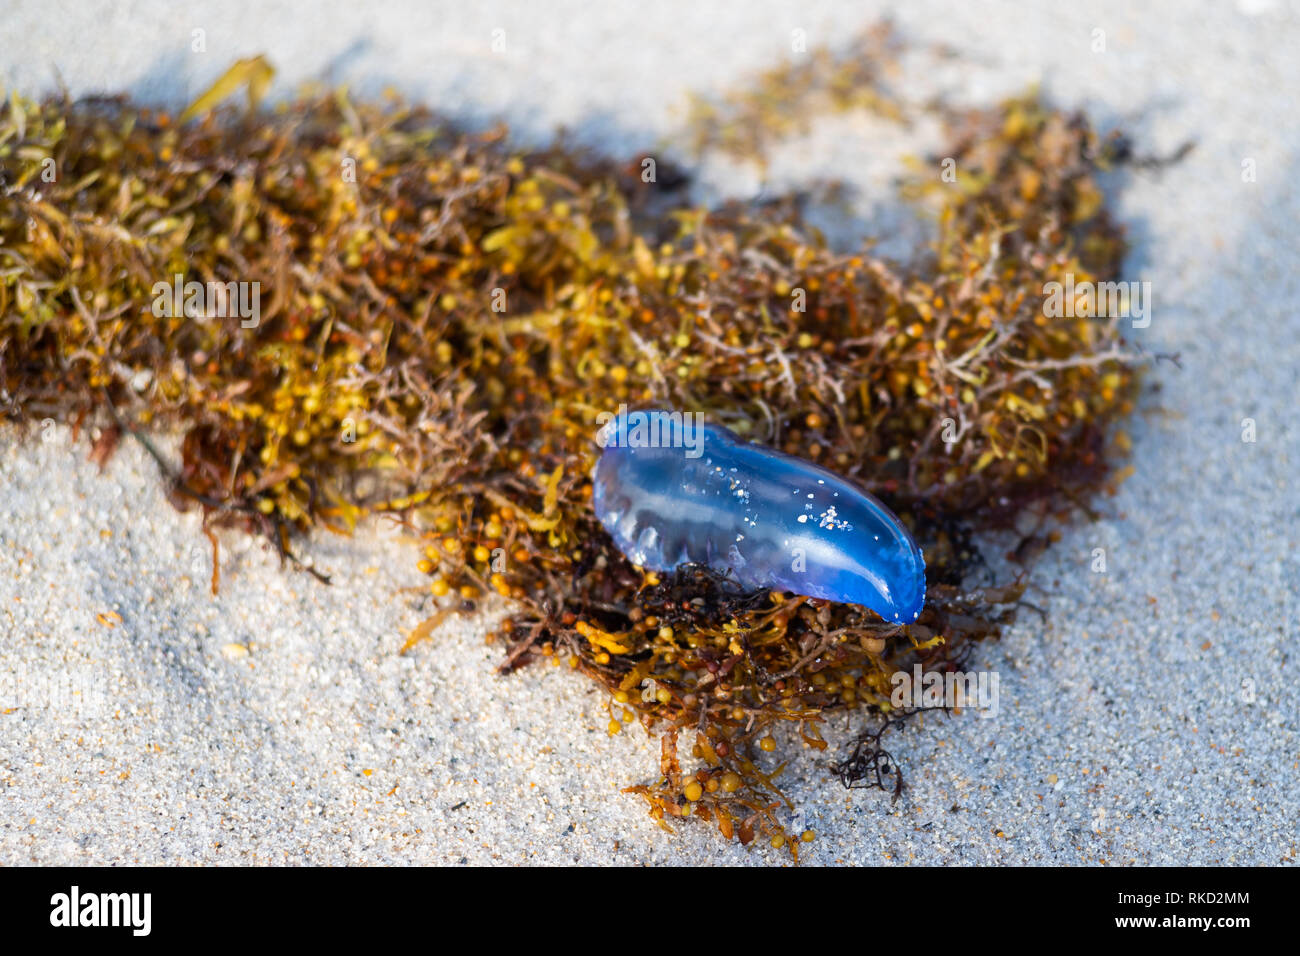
(0, 31, 1150, 858)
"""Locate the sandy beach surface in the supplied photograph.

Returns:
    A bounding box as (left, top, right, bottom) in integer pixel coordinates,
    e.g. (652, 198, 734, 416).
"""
(1, 0, 1297, 865)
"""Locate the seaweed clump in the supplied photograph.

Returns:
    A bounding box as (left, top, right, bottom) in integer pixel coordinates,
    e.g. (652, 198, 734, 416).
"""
(0, 31, 1141, 858)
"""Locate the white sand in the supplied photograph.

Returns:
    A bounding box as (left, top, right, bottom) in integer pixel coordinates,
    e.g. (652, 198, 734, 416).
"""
(1, 0, 1297, 864)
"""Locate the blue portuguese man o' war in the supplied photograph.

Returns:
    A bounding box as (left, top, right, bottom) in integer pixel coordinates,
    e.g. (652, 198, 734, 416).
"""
(591, 408, 927, 623)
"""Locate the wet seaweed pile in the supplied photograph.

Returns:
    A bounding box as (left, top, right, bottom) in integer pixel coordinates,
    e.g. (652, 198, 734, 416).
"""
(0, 33, 1142, 858)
